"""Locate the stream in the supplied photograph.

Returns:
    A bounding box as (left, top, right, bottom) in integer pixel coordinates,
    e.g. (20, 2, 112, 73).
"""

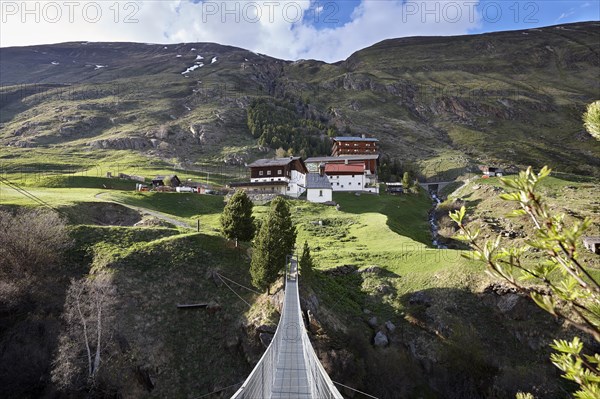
(429, 193, 448, 249)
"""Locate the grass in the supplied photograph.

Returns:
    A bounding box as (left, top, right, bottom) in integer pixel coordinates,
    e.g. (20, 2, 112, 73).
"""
(4, 169, 594, 397)
(65, 225, 256, 398)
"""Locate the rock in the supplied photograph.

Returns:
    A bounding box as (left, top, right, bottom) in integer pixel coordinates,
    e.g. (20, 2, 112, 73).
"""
(496, 294, 521, 313)
(375, 284, 392, 295)
(409, 291, 433, 307)
(269, 290, 284, 312)
(385, 321, 396, 333)
(323, 265, 357, 277)
(259, 333, 273, 348)
(368, 316, 378, 328)
(301, 293, 319, 316)
(485, 282, 517, 296)
(256, 324, 276, 334)
(356, 266, 383, 274)
(374, 331, 388, 347)
(307, 310, 322, 333)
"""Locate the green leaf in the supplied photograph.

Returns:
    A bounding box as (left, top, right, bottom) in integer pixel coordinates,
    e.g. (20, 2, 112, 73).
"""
(500, 192, 521, 202)
(506, 209, 527, 218)
(531, 292, 557, 315)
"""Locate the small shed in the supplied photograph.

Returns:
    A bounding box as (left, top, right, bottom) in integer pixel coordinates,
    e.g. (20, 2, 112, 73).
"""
(152, 175, 181, 188)
(386, 182, 404, 195)
(306, 173, 333, 203)
(480, 166, 504, 177)
(583, 237, 600, 254)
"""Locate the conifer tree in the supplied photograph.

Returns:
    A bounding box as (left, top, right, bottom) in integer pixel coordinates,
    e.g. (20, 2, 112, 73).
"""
(300, 241, 314, 280)
(250, 197, 296, 293)
(220, 190, 255, 247)
(402, 171, 411, 193)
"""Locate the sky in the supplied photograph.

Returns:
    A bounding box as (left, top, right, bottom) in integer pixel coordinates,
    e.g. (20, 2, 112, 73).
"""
(0, 0, 598, 62)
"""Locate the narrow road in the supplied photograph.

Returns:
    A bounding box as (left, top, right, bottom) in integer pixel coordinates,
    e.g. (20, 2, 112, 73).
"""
(94, 192, 193, 229)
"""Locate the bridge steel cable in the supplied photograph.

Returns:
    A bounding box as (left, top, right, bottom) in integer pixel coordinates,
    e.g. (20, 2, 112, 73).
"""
(231, 257, 343, 399)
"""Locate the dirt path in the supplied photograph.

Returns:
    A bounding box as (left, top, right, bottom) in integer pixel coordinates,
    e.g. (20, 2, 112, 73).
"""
(94, 192, 193, 229)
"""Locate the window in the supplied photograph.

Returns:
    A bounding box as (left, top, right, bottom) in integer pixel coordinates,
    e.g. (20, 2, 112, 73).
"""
(319, 190, 323, 197)
(287, 186, 291, 191)
(277, 169, 282, 175)
(349, 182, 352, 186)
(352, 175, 355, 178)
(336, 182, 340, 186)
(267, 170, 271, 176)
(259, 171, 264, 176)
(358, 182, 361, 186)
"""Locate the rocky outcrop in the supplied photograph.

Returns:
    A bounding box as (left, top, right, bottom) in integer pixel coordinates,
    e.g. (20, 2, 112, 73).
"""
(88, 137, 154, 150)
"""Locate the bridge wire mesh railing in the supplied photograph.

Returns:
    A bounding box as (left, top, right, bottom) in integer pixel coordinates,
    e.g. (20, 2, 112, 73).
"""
(231, 257, 343, 399)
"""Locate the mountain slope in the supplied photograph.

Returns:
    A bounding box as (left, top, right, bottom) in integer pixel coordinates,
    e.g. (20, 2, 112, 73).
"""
(1, 22, 599, 177)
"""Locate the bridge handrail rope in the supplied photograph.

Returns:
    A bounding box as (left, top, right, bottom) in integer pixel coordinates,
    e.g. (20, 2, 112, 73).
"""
(231, 256, 343, 399)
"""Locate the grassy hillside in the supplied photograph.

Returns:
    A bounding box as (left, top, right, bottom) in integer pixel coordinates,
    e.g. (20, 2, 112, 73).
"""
(2, 172, 597, 397)
(1, 22, 599, 178)
(2, 21, 600, 398)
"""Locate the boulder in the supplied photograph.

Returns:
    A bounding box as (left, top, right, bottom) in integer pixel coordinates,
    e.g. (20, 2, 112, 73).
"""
(368, 316, 378, 328)
(385, 321, 396, 333)
(374, 331, 388, 347)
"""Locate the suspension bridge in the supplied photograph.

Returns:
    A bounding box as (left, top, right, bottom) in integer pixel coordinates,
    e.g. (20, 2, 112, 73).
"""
(231, 257, 343, 399)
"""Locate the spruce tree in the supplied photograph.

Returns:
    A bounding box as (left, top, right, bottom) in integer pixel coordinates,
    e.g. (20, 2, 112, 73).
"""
(250, 197, 296, 293)
(271, 197, 296, 255)
(402, 171, 411, 193)
(220, 190, 255, 247)
(300, 241, 314, 281)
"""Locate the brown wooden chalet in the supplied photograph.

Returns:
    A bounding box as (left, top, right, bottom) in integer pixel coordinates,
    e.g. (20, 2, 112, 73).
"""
(248, 157, 308, 182)
(332, 136, 379, 156)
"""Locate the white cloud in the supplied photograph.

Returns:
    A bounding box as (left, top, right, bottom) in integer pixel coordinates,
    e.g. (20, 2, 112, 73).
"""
(0, 0, 482, 62)
(557, 8, 576, 22)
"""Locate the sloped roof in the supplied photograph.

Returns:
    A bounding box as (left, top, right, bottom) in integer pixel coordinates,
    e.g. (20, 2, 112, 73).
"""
(325, 164, 365, 174)
(248, 157, 301, 168)
(229, 181, 288, 188)
(306, 173, 332, 189)
(304, 154, 379, 163)
(153, 175, 179, 180)
(333, 136, 379, 142)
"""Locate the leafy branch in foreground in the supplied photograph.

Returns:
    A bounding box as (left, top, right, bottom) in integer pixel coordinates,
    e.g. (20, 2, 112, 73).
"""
(450, 166, 600, 398)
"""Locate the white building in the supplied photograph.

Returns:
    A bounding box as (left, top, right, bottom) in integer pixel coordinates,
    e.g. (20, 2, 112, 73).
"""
(324, 163, 377, 194)
(306, 173, 333, 203)
(247, 157, 308, 198)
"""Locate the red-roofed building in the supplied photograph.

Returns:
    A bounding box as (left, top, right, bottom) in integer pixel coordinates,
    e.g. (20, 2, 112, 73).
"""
(323, 162, 376, 193)
(324, 163, 365, 175)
